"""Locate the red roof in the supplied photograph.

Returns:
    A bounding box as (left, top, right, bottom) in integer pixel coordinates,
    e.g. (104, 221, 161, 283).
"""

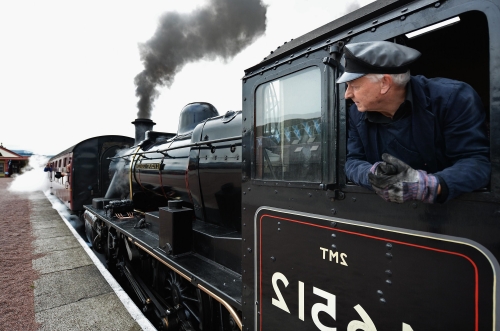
(0, 145, 29, 161)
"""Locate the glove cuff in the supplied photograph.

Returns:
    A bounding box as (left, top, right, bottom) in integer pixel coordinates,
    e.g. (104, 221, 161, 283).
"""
(369, 162, 382, 174)
(416, 171, 439, 203)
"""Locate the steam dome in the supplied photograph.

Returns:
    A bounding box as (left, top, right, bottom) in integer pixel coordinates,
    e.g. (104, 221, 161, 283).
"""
(177, 102, 219, 135)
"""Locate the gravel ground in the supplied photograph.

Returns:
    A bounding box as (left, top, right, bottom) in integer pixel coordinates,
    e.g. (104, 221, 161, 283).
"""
(0, 178, 41, 331)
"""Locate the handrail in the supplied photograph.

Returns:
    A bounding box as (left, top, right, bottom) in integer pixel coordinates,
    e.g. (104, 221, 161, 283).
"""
(108, 135, 242, 161)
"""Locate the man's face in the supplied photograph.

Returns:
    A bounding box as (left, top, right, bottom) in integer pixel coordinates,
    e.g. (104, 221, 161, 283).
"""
(344, 75, 383, 112)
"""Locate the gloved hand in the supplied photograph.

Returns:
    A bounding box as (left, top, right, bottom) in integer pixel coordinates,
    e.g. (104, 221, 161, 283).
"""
(368, 153, 439, 203)
(369, 159, 398, 176)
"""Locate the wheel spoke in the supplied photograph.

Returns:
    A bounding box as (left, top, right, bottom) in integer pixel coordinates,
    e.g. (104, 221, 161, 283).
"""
(180, 294, 199, 302)
(182, 301, 201, 323)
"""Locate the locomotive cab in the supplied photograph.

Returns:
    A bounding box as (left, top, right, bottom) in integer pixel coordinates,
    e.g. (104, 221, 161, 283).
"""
(241, 1, 499, 331)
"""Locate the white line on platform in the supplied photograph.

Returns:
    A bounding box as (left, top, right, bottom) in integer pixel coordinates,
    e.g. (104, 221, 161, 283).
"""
(44, 192, 157, 331)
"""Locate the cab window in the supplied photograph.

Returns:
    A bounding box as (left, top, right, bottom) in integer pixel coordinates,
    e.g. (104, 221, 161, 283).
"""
(255, 66, 322, 182)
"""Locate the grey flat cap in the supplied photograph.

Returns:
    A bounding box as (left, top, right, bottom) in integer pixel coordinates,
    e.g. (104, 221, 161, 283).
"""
(336, 41, 421, 83)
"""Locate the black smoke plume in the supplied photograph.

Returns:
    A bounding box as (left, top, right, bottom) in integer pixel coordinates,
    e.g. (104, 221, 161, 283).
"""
(344, 1, 361, 15)
(135, 0, 268, 118)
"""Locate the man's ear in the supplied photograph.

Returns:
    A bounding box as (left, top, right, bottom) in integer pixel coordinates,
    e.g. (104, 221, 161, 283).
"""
(380, 74, 393, 94)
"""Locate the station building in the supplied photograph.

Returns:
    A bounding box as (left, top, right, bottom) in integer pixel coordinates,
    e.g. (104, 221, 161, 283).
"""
(0, 143, 29, 177)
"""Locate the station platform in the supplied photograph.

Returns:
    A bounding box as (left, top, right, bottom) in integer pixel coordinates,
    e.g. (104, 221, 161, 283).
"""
(0, 178, 156, 331)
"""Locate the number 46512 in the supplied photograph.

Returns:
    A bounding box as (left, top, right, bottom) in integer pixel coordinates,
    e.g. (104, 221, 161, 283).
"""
(271, 272, 414, 331)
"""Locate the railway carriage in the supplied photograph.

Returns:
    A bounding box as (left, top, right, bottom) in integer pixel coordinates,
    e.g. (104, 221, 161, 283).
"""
(48, 135, 134, 213)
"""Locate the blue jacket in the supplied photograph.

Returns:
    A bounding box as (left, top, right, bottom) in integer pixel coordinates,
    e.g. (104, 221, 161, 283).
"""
(345, 75, 491, 202)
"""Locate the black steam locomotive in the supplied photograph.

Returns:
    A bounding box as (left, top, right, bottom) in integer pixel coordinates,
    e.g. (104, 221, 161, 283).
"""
(60, 0, 500, 330)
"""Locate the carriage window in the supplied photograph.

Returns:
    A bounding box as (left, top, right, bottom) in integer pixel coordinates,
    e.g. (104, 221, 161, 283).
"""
(255, 67, 322, 182)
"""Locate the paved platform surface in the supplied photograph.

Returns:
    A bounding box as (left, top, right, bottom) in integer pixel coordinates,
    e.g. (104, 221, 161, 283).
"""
(3, 180, 156, 330)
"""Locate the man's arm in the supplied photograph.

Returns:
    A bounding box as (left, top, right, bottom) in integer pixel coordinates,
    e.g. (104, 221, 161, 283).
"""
(432, 81, 490, 201)
(345, 105, 374, 190)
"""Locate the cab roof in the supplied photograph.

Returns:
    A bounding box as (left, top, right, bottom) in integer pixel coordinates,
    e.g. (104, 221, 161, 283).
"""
(245, 0, 416, 74)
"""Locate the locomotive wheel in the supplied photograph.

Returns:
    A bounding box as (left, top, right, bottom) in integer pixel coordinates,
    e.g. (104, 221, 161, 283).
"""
(104, 231, 118, 275)
(165, 271, 213, 331)
(84, 216, 95, 245)
(92, 233, 104, 253)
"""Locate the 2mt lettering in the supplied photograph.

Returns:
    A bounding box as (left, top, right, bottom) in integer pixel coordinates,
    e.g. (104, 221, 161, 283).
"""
(320, 247, 348, 266)
(271, 272, 414, 331)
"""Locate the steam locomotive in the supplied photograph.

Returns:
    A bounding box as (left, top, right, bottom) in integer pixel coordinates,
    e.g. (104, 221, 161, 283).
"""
(50, 0, 500, 330)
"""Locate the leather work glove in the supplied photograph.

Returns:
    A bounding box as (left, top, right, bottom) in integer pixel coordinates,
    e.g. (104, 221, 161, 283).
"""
(368, 153, 439, 204)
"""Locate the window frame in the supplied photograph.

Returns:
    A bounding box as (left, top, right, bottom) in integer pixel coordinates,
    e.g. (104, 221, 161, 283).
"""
(251, 59, 335, 189)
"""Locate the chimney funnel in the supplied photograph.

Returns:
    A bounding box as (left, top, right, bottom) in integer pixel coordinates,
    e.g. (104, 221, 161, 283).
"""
(132, 118, 156, 145)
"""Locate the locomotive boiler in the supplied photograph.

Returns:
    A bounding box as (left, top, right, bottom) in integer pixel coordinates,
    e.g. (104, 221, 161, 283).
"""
(78, 0, 500, 330)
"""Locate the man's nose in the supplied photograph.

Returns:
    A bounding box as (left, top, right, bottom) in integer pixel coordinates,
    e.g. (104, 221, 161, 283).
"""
(344, 85, 353, 99)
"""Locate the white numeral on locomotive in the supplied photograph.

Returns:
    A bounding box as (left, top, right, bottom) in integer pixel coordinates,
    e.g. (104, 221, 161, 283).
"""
(311, 287, 337, 331)
(402, 323, 414, 331)
(272, 272, 290, 313)
(298, 281, 305, 321)
(320, 247, 348, 266)
(270, 272, 414, 331)
(347, 304, 376, 331)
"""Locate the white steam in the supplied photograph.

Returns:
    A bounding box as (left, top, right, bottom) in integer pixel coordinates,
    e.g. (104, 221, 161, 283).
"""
(8, 155, 51, 193)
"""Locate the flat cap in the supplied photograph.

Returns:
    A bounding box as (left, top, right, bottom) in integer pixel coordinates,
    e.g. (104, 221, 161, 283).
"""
(336, 41, 421, 83)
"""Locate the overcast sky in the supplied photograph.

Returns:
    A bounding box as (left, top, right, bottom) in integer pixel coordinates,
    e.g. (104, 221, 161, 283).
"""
(0, 0, 374, 156)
